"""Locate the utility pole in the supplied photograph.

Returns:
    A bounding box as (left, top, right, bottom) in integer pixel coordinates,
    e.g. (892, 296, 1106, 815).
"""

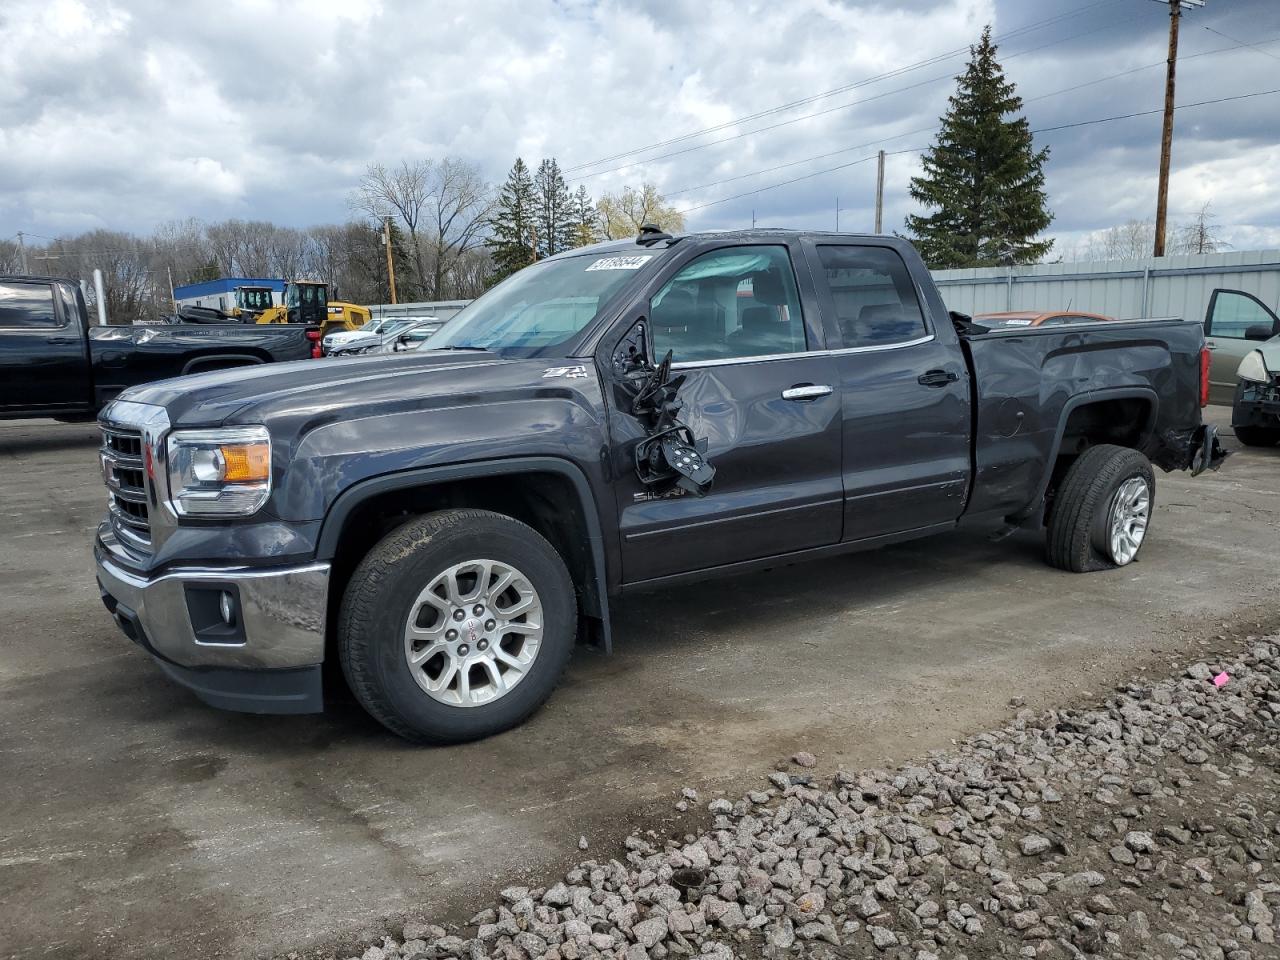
(1153, 0, 1204, 257)
(382, 216, 398, 304)
(835, 196, 839, 233)
(874, 150, 886, 234)
(167, 265, 178, 315)
(17, 231, 28, 274)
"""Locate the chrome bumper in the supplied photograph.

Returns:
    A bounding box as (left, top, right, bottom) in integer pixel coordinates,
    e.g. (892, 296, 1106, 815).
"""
(94, 538, 330, 671)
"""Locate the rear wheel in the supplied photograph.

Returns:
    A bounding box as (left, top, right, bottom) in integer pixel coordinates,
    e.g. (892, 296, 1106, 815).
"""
(338, 509, 576, 743)
(1234, 425, 1280, 447)
(1045, 444, 1155, 573)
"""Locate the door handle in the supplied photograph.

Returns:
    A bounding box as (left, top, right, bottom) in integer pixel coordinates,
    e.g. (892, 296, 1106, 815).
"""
(1205, 342, 1217, 351)
(918, 369, 959, 387)
(782, 384, 833, 401)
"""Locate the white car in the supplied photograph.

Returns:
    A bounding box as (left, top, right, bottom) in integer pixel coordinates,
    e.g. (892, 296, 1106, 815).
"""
(326, 318, 443, 357)
(322, 316, 438, 356)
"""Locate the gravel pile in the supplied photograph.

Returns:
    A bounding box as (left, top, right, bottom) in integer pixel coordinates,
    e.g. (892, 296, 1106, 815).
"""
(327, 636, 1280, 960)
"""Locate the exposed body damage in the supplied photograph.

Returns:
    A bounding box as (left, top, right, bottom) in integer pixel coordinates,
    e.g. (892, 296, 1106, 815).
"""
(92, 230, 1229, 741)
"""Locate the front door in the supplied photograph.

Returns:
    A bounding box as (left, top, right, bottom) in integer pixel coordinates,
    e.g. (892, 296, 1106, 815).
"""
(0, 279, 90, 413)
(802, 241, 970, 542)
(1204, 289, 1280, 405)
(605, 242, 844, 585)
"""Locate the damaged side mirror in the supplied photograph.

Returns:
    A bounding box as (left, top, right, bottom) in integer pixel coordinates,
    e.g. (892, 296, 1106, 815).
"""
(612, 317, 716, 497)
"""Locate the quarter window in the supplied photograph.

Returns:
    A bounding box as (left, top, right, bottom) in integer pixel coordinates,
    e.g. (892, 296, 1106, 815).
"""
(649, 245, 806, 363)
(815, 245, 928, 348)
(0, 282, 59, 328)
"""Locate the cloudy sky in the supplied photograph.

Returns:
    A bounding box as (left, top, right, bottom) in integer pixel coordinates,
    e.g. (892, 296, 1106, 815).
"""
(3, 0, 1278, 256)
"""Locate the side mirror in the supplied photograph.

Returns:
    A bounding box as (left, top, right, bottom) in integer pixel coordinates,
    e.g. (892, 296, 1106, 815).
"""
(393, 333, 410, 351)
(612, 314, 654, 377)
(1245, 324, 1275, 342)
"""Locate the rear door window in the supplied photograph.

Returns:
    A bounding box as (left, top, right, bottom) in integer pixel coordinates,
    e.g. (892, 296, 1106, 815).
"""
(812, 245, 929, 348)
(0, 282, 60, 328)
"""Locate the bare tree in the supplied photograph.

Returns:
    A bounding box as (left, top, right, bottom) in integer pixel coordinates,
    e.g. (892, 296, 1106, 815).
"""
(424, 157, 493, 299)
(0, 239, 22, 274)
(596, 183, 685, 240)
(1174, 202, 1227, 256)
(353, 161, 433, 298)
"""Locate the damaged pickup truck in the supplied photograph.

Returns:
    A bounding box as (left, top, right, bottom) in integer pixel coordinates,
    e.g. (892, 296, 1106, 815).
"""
(93, 229, 1226, 743)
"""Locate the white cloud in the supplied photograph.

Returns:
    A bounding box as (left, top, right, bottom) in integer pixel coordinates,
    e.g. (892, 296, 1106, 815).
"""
(0, 0, 1277, 256)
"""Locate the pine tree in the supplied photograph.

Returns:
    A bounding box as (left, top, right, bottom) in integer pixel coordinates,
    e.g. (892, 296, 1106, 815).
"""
(905, 26, 1053, 268)
(568, 186, 600, 248)
(533, 158, 574, 258)
(485, 158, 537, 284)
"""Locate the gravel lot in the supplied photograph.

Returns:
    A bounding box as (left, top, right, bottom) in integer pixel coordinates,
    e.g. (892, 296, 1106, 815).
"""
(325, 631, 1280, 960)
(1, 410, 1278, 960)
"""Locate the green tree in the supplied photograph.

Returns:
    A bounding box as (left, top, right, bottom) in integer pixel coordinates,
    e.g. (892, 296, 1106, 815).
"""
(533, 158, 573, 258)
(905, 26, 1052, 268)
(568, 185, 601, 248)
(485, 158, 537, 284)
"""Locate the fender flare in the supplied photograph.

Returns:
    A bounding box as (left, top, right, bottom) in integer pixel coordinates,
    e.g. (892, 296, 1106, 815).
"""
(181, 353, 266, 375)
(1022, 386, 1160, 520)
(315, 456, 612, 652)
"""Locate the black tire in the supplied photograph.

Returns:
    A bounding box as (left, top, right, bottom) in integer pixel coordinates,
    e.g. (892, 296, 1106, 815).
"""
(1234, 425, 1280, 448)
(1045, 444, 1155, 573)
(338, 508, 576, 744)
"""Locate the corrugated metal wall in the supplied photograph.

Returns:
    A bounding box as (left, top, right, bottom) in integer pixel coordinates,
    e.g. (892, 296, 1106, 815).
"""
(931, 249, 1280, 322)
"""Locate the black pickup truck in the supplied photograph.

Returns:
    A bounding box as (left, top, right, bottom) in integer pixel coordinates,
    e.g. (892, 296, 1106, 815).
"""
(0, 275, 316, 421)
(92, 230, 1225, 743)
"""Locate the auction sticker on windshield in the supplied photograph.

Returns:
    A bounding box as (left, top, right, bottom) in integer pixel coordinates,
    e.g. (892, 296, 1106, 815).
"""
(585, 255, 654, 271)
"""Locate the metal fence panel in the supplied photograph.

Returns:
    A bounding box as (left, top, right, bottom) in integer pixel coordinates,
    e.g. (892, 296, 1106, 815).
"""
(931, 249, 1280, 322)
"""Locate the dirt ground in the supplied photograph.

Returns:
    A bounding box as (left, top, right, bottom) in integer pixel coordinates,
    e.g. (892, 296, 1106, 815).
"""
(1, 408, 1277, 960)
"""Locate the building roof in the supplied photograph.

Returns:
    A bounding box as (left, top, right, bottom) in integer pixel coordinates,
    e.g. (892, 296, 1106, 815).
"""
(172, 277, 286, 299)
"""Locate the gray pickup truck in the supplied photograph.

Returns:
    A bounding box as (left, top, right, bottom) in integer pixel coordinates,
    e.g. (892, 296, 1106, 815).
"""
(92, 230, 1225, 744)
(0, 275, 316, 421)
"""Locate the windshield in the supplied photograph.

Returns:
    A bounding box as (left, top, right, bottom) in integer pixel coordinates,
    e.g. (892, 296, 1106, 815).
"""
(426, 252, 660, 356)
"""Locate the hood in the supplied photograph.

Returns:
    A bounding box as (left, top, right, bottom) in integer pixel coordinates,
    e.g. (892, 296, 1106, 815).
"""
(116, 350, 572, 429)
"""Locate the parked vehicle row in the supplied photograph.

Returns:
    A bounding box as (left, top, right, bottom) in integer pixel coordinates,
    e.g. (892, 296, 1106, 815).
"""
(323, 315, 443, 356)
(93, 229, 1225, 745)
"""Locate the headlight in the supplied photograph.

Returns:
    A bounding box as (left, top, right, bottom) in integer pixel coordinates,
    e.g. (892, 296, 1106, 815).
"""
(1237, 351, 1269, 383)
(166, 426, 271, 516)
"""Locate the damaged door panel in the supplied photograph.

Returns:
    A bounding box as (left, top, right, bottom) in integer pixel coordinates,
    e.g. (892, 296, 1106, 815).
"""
(605, 242, 844, 584)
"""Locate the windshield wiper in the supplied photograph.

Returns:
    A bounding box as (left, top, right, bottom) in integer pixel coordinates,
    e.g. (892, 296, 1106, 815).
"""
(432, 345, 489, 351)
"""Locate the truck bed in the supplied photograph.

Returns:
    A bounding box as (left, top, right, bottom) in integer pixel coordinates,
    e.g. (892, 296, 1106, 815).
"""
(959, 316, 1207, 522)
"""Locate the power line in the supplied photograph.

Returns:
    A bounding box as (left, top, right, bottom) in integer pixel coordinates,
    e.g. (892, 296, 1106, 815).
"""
(564, 0, 1117, 174)
(668, 37, 1277, 210)
(678, 88, 1280, 215)
(569, 12, 1144, 184)
(1203, 25, 1280, 62)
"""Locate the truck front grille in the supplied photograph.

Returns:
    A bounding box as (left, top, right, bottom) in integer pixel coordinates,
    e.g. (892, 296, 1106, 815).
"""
(101, 426, 152, 547)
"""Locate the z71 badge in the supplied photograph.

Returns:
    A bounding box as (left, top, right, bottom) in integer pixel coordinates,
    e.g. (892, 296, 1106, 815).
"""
(542, 365, 589, 379)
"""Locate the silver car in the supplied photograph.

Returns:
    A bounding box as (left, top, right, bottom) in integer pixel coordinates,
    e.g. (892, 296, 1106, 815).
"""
(327, 318, 442, 357)
(1204, 289, 1280, 405)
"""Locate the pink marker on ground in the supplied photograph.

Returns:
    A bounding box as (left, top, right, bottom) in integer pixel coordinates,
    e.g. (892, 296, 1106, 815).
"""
(1213, 672, 1230, 687)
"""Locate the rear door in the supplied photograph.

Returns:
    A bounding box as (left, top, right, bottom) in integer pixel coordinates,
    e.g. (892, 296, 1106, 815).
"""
(1204, 289, 1280, 404)
(0, 279, 90, 413)
(802, 240, 970, 542)
(604, 241, 844, 584)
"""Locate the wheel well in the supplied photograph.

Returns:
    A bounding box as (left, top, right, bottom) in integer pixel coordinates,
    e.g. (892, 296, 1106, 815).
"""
(1043, 396, 1153, 520)
(324, 472, 597, 650)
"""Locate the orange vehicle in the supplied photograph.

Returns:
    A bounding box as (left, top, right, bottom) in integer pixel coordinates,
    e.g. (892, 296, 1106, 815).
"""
(974, 310, 1114, 329)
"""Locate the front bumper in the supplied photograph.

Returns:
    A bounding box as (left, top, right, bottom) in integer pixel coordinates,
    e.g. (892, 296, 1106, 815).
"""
(1232, 379, 1280, 429)
(94, 532, 330, 714)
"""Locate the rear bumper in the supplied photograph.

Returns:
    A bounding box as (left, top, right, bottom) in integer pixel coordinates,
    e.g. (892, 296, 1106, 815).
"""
(94, 533, 329, 714)
(1188, 423, 1229, 477)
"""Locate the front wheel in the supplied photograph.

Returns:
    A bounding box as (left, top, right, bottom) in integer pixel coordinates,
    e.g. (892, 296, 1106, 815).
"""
(1045, 445, 1155, 573)
(338, 509, 576, 743)
(1234, 425, 1280, 448)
